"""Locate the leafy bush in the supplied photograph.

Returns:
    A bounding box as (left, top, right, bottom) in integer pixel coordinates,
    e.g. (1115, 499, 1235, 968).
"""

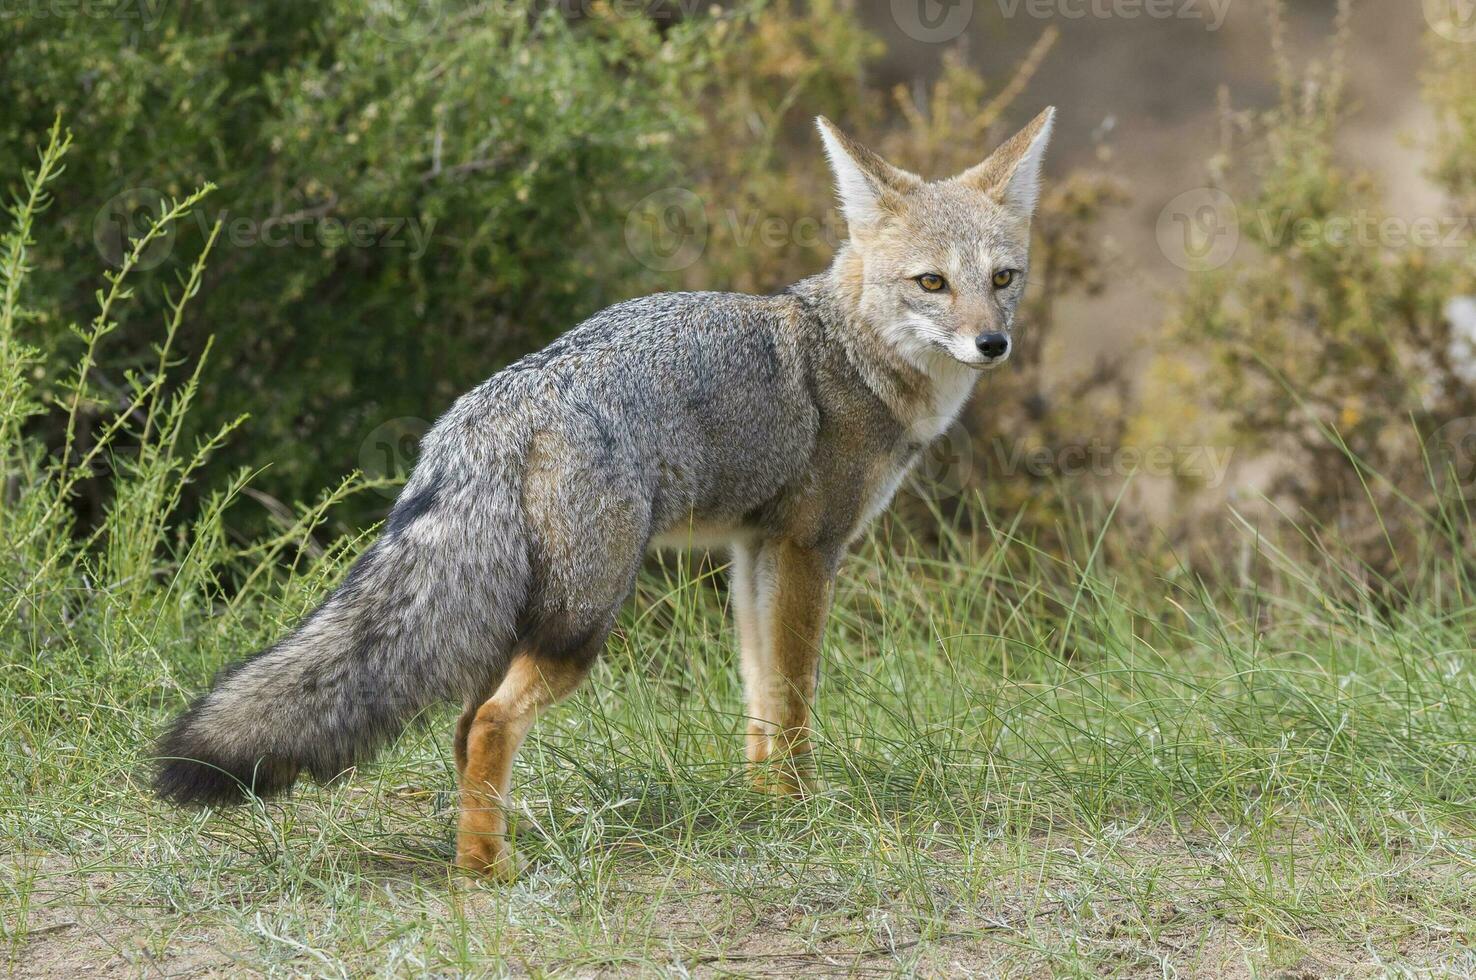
(0, 121, 359, 696)
(1161, 5, 1476, 577)
(1, 1, 709, 528)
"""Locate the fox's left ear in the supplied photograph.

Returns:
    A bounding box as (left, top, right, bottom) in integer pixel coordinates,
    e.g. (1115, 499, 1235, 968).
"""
(955, 107, 1056, 221)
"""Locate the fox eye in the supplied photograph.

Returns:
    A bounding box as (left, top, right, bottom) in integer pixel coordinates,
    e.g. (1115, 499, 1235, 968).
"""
(992, 269, 1019, 289)
(916, 273, 948, 293)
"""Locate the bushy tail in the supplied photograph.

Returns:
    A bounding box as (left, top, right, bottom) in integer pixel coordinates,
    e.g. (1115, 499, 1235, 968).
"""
(154, 479, 529, 806)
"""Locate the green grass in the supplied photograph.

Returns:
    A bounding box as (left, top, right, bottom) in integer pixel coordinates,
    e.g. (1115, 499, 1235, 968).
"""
(6, 524, 1476, 976)
(5, 125, 1476, 977)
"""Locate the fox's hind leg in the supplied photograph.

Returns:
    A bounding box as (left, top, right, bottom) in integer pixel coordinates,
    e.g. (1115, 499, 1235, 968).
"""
(453, 689, 491, 778)
(457, 434, 644, 876)
(455, 639, 600, 878)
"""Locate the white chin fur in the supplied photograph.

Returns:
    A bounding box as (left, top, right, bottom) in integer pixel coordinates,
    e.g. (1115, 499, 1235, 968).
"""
(964, 353, 1010, 371)
(937, 335, 1008, 371)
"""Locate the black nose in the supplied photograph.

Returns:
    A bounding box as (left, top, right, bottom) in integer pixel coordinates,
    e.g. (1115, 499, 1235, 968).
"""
(975, 332, 1010, 359)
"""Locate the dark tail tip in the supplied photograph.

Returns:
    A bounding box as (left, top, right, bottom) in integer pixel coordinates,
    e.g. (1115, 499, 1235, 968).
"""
(153, 755, 301, 807)
(153, 711, 300, 807)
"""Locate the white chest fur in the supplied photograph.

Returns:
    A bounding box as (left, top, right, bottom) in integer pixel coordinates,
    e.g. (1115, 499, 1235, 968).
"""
(854, 463, 913, 536)
(853, 368, 979, 536)
(923, 367, 979, 439)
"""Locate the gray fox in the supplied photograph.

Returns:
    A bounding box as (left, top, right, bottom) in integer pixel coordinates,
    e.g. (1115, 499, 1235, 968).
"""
(155, 109, 1055, 877)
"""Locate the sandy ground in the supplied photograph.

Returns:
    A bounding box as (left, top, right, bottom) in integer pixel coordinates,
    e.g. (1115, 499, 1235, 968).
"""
(11, 821, 1471, 977)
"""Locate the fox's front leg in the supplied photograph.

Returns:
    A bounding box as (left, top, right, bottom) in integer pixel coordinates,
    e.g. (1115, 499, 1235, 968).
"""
(732, 542, 777, 770)
(740, 539, 834, 796)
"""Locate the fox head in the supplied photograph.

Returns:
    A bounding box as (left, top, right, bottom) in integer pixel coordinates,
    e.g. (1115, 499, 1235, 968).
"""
(817, 108, 1055, 373)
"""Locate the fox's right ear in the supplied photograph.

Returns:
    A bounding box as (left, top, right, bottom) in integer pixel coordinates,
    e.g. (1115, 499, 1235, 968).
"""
(816, 116, 921, 232)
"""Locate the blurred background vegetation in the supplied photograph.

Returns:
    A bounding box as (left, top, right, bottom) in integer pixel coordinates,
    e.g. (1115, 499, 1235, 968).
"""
(2, 0, 1473, 582)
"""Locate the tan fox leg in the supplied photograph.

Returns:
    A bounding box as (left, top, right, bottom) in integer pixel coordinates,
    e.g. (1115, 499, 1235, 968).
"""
(456, 653, 590, 877)
(759, 541, 833, 796)
(732, 542, 776, 768)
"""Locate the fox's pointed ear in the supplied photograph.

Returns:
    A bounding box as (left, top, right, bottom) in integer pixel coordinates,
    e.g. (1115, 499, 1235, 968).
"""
(816, 116, 922, 231)
(955, 107, 1056, 220)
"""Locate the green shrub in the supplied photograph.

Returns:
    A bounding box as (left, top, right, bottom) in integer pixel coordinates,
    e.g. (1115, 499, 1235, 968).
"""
(0, 119, 355, 689)
(1, 1, 709, 529)
(1160, 5, 1476, 578)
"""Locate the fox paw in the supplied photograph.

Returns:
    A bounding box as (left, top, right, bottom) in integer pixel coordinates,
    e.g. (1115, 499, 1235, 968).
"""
(749, 763, 821, 799)
(454, 842, 527, 881)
